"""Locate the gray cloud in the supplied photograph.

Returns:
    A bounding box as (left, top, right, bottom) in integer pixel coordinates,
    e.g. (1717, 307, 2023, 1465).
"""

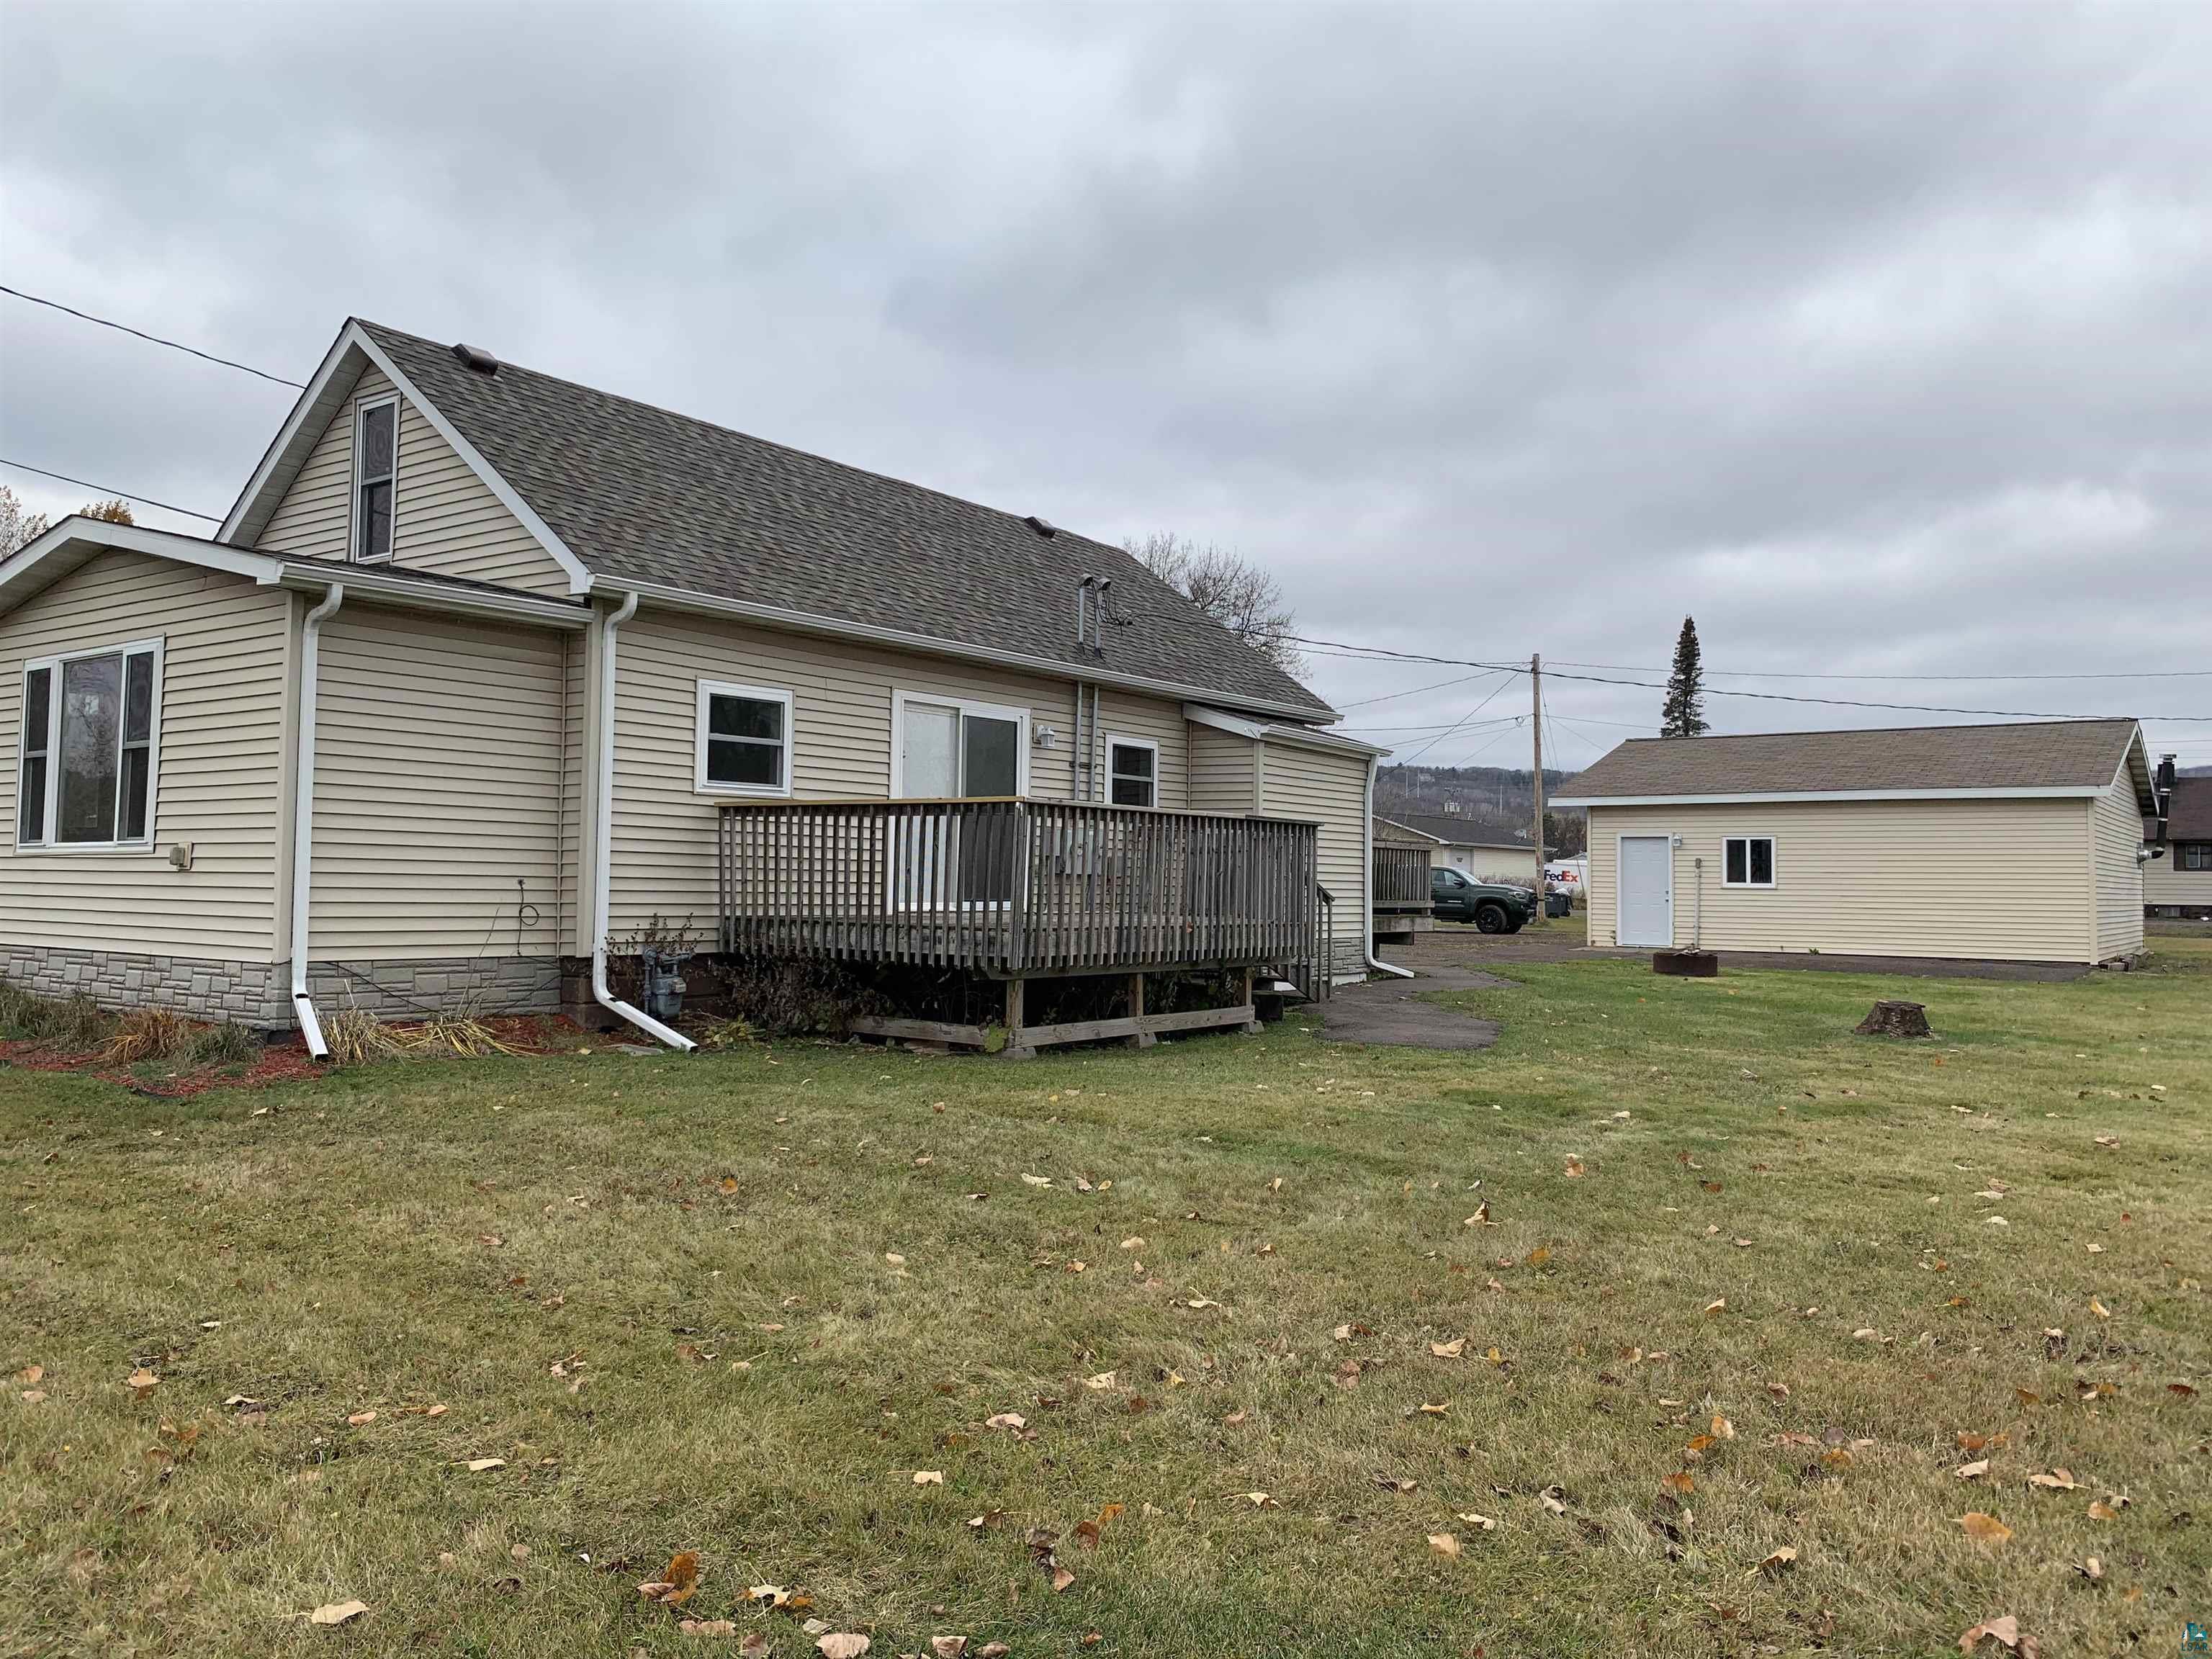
(4, 0, 2209, 768)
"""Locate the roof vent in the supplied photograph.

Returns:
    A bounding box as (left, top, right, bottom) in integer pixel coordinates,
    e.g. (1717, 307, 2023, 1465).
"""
(1022, 514, 1057, 539)
(451, 342, 500, 375)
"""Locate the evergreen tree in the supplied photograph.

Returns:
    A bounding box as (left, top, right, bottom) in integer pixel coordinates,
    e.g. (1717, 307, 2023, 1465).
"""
(1660, 616, 1709, 737)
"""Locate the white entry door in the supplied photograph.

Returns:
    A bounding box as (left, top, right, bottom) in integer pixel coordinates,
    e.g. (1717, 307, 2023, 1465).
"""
(1617, 835, 1673, 948)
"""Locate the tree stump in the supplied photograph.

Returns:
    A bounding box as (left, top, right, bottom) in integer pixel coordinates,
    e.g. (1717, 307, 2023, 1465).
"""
(1854, 1000, 1932, 1039)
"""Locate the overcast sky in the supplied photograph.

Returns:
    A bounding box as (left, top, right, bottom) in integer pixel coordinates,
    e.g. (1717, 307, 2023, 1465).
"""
(4, 1, 2208, 770)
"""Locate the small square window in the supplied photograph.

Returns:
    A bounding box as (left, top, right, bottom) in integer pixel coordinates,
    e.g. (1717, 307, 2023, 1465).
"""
(1107, 739, 1156, 808)
(1724, 835, 1774, 888)
(696, 682, 792, 794)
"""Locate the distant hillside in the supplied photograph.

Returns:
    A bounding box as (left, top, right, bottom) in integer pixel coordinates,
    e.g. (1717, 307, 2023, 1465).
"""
(1375, 763, 1586, 856)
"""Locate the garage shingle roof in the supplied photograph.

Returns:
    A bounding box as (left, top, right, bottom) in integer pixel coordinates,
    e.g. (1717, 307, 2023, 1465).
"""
(1553, 719, 2141, 803)
(358, 322, 1331, 719)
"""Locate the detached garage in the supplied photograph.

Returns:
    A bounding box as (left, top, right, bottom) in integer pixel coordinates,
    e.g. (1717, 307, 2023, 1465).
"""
(1550, 719, 2159, 968)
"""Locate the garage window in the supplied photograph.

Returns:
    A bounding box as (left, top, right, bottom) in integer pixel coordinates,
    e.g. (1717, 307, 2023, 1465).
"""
(2181, 842, 2212, 872)
(1723, 835, 1774, 888)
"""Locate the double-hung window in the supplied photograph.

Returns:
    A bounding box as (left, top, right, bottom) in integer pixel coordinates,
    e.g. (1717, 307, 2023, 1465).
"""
(17, 639, 161, 848)
(696, 681, 793, 795)
(1107, 738, 1157, 807)
(353, 396, 398, 562)
(1722, 835, 1775, 888)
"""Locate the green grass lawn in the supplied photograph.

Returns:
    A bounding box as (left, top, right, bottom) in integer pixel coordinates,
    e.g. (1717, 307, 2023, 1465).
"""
(4, 946, 2208, 1658)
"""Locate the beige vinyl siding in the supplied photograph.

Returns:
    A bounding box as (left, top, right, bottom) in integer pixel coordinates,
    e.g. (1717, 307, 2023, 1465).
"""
(2090, 775, 2145, 960)
(1096, 689, 1189, 809)
(1258, 741, 1371, 977)
(1, 551, 288, 960)
(254, 366, 572, 596)
(559, 629, 589, 953)
(2144, 845, 2212, 907)
(307, 607, 565, 961)
(1583, 799, 2093, 962)
(1188, 724, 1260, 815)
(605, 606, 1082, 935)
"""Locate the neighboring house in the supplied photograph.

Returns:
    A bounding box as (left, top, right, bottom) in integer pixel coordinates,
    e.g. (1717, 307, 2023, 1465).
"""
(1550, 721, 2157, 966)
(1373, 812, 1539, 883)
(2144, 770, 2212, 919)
(1, 319, 1384, 1051)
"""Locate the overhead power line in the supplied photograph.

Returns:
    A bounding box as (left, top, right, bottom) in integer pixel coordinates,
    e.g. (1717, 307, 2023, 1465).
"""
(0, 284, 305, 389)
(0, 457, 223, 523)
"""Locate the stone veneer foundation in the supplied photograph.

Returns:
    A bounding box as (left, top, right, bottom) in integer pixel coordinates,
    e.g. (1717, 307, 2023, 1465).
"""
(0, 946, 561, 1028)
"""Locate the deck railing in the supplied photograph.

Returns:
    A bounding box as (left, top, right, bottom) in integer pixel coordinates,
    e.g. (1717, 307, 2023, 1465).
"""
(1372, 843, 1434, 912)
(717, 798, 1320, 976)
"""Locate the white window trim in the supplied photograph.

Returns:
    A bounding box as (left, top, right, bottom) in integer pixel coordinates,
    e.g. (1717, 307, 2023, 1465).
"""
(1722, 832, 1777, 889)
(1105, 734, 1159, 809)
(14, 635, 165, 854)
(889, 691, 1030, 799)
(693, 679, 794, 797)
(350, 392, 400, 565)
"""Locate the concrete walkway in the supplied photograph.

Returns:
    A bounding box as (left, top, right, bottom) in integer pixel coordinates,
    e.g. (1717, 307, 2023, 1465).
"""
(1318, 963, 1511, 1049)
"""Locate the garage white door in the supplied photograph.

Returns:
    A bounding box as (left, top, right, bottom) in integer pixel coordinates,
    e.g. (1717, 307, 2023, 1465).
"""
(1618, 835, 1673, 948)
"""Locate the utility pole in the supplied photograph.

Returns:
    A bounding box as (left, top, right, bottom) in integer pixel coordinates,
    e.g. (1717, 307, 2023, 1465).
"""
(1530, 653, 1546, 922)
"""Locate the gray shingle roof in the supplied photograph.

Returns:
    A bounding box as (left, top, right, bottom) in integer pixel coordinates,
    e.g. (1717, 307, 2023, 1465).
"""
(358, 321, 1331, 719)
(1553, 719, 2141, 802)
(2154, 775, 2212, 841)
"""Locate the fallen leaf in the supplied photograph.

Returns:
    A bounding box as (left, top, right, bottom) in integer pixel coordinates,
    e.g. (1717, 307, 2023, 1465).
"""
(2169, 1382, 2198, 1400)
(1704, 1298, 1727, 1316)
(912, 1470, 943, 1486)
(2086, 1498, 2121, 1521)
(1956, 1612, 2035, 1655)
(1958, 1512, 2013, 1545)
(1429, 1339, 1465, 1359)
(17, 1365, 42, 1385)
(1661, 1470, 1696, 1496)
(984, 1413, 1026, 1431)
(1956, 1460, 1990, 1480)
(1754, 1545, 1798, 1575)
(1457, 1511, 1498, 1531)
(2027, 1468, 2078, 1491)
(2074, 1555, 2102, 1583)
(1240, 1491, 1277, 1508)
(817, 1637, 871, 1659)
(346, 1411, 377, 1426)
(1563, 1156, 1586, 1177)
(1427, 1532, 1462, 1559)
(930, 1640, 971, 1658)
(462, 1457, 506, 1473)
(126, 1367, 160, 1399)
(307, 1599, 370, 1627)
(1020, 1174, 1052, 1187)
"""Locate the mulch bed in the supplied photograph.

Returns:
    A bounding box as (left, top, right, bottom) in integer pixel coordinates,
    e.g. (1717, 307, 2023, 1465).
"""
(0, 1015, 589, 1100)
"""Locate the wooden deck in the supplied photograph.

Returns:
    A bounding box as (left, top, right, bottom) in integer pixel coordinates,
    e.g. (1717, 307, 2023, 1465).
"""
(716, 797, 1322, 981)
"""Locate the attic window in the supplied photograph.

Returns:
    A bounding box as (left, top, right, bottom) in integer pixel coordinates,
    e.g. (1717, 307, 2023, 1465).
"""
(352, 396, 397, 563)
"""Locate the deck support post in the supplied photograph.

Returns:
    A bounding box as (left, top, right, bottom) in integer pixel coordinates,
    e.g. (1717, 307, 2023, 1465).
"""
(1124, 973, 1156, 1048)
(1001, 978, 1035, 1059)
(1239, 968, 1264, 1035)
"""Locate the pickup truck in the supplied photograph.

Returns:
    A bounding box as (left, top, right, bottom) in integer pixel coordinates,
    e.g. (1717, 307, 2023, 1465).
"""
(1430, 867, 1538, 933)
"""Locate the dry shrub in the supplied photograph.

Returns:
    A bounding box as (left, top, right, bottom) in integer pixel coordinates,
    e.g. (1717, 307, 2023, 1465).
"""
(191, 1022, 260, 1066)
(4, 992, 118, 1051)
(401, 1016, 526, 1060)
(102, 1007, 200, 1066)
(325, 1007, 403, 1069)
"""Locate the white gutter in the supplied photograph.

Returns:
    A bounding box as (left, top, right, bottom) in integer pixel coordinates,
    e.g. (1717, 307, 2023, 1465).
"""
(289, 584, 344, 1058)
(1362, 754, 1413, 981)
(590, 592, 696, 1051)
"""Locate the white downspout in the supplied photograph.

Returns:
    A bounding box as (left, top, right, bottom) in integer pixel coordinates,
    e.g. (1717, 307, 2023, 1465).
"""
(289, 584, 344, 1058)
(1362, 753, 1412, 980)
(590, 592, 696, 1051)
